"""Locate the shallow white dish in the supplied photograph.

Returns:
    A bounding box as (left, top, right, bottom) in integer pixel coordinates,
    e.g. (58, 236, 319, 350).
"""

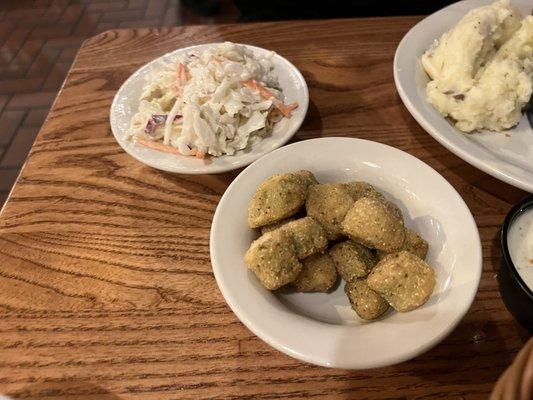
(394, 0, 533, 192)
(110, 43, 308, 174)
(210, 137, 482, 369)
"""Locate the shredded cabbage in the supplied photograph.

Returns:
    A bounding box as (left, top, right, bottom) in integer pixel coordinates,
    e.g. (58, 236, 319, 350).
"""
(129, 42, 296, 158)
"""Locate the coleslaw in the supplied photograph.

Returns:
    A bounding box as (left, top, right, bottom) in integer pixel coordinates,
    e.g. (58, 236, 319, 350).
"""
(129, 42, 298, 158)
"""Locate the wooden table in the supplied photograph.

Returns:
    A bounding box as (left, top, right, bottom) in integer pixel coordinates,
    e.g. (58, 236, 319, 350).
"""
(0, 17, 530, 400)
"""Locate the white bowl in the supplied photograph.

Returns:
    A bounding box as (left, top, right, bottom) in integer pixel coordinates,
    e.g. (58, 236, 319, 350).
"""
(394, 0, 533, 192)
(210, 137, 482, 369)
(110, 43, 308, 174)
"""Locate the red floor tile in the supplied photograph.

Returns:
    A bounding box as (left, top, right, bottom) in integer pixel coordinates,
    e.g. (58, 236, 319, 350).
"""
(0, 168, 20, 192)
(43, 35, 86, 49)
(19, 11, 60, 27)
(42, 61, 70, 90)
(58, 3, 84, 24)
(119, 18, 160, 28)
(51, 0, 70, 7)
(23, 108, 48, 127)
(7, 91, 57, 109)
(30, 25, 73, 40)
(33, 0, 53, 7)
(5, 8, 45, 19)
(0, 192, 7, 205)
(58, 47, 79, 62)
(73, 10, 102, 36)
(2, 28, 32, 61)
(0, 20, 16, 45)
(86, 1, 127, 12)
(128, 0, 147, 9)
(26, 47, 60, 78)
(0, 126, 40, 167)
(101, 8, 144, 22)
(145, 0, 167, 19)
(0, 78, 44, 94)
(0, 110, 25, 146)
(10, 39, 45, 67)
(163, 5, 179, 25)
(95, 22, 116, 32)
(0, 64, 30, 79)
(0, 95, 9, 113)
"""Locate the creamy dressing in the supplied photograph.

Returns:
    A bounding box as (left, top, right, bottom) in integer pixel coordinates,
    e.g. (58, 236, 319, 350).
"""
(507, 207, 533, 291)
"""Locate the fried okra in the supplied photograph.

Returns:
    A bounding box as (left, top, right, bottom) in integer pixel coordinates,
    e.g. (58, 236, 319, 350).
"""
(260, 217, 295, 234)
(377, 229, 429, 260)
(283, 217, 328, 259)
(345, 279, 389, 320)
(343, 181, 384, 202)
(367, 251, 436, 312)
(305, 183, 354, 240)
(329, 241, 377, 281)
(292, 253, 338, 292)
(260, 217, 328, 259)
(294, 170, 319, 186)
(248, 171, 314, 228)
(244, 230, 302, 290)
(402, 229, 429, 260)
(342, 197, 405, 252)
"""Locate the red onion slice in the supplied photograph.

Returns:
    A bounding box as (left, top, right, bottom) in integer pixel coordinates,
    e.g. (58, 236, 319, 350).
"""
(145, 114, 182, 135)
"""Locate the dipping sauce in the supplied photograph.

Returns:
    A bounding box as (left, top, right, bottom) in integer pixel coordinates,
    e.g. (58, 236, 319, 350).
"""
(507, 207, 533, 292)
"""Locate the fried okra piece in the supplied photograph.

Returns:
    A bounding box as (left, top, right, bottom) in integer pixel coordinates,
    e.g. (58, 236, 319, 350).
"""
(293, 253, 338, 292)
(367, 251, 436, 312)
(260, 217, 328, 259)
(284, 217, 328, 259)
(329, 240, 377, 281)
(377, 229, 429, 260)
(248, 172, 311, 228)
(293, 170, 319, 186)
(386, 200, 404, 222)
(260, 217, 295, 234)
(305, 183, 354, 240)
(345, 279, 389, 320)
(342, 197, 405, 252)
(244, 230, 302, 290)
(402, 229, 429, 260)
(343, 181, 384, 202)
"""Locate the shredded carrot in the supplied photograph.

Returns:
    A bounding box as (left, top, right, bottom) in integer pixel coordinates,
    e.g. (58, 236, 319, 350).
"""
(243, 79, 276, 100)
(274, 100, 299, 118)
(137, 139, 208, 160)
(137, 139, 182, 155)
(175, 63, 191, 88)
(242, 79, 298, 117)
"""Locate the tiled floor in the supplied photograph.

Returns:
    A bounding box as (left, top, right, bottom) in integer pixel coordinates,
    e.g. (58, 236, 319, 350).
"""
(0, 0, 239, 207)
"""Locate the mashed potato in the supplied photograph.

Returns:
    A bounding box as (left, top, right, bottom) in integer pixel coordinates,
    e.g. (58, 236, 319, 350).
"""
(421, 0, 533, 132)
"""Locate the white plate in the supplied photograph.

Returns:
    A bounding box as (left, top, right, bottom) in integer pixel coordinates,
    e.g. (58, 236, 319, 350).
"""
(210, 137, 482, 369)
(394, 0, 533, 192)
(110, 43, 308, 174)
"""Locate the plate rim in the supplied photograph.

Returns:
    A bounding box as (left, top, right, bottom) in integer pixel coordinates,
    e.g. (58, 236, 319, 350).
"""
(210, 137, 482, 369)
(109, 42, 309, 174)
(393, 0, 533, 193)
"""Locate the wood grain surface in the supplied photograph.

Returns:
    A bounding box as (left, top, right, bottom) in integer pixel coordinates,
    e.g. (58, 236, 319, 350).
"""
(0, 18, 530, 399)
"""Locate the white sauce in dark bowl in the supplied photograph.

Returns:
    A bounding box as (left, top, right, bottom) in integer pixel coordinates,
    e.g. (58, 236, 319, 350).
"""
(507, 208, 533, 292)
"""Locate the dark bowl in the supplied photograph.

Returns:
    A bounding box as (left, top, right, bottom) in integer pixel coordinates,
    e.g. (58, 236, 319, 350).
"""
(499, 195, 533, 332)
